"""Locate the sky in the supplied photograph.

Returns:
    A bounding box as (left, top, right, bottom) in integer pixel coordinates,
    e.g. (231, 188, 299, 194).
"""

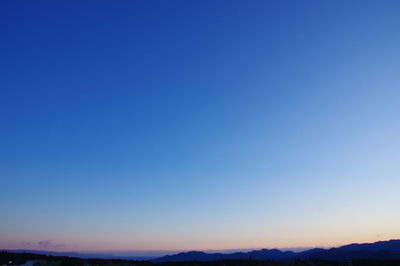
(1, 0, 400, 254)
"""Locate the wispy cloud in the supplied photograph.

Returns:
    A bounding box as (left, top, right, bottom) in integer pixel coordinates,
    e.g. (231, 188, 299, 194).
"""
(20, 241, 32, 247)
(37, 240, 53, 249)
(18, 240, 66, 250)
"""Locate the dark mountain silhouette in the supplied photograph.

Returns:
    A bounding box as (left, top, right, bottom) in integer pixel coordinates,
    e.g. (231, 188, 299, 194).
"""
(153, 239, 400, 262)
(297, 240, 400, 261)
(5, 240, 400, 262)
(152, 249, 296, 262)
(338, 240, 400, 252)
(7, 251, 400, 266)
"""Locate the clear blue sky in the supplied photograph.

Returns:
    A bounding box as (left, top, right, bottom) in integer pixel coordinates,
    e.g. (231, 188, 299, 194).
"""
(1, 0, 400, 252)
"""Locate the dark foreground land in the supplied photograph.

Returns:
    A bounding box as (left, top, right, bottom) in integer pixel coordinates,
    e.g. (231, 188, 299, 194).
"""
(2, 252, 400, 266)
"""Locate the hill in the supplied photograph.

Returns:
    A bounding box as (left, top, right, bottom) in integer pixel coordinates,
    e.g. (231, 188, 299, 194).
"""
(153, 240, 400, 262)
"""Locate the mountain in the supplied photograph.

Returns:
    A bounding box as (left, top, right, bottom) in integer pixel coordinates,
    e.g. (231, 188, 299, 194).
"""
(153, 239, 400, 262)
(5, 240, 400, 262)
(152, 249, 295, 262)
(338, 240, 400, 252)
(298, 240, 400, 260)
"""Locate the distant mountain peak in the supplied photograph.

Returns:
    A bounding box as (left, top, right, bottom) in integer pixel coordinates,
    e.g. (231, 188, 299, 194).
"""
(152, 239, 400, 262)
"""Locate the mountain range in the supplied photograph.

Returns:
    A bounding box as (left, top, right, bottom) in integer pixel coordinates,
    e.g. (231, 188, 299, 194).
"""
(153, 239, 400, 262)
(4, 240, 400, 262)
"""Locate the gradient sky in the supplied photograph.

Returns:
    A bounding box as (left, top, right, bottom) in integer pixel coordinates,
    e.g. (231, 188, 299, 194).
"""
(1, 0, 400, 253)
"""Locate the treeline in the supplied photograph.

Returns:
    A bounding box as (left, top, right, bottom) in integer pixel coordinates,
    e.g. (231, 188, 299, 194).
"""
(2, 252, 400, 266)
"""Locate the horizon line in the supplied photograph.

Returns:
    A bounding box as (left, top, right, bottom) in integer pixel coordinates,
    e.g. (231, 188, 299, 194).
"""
(3, 238, 399, 255)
